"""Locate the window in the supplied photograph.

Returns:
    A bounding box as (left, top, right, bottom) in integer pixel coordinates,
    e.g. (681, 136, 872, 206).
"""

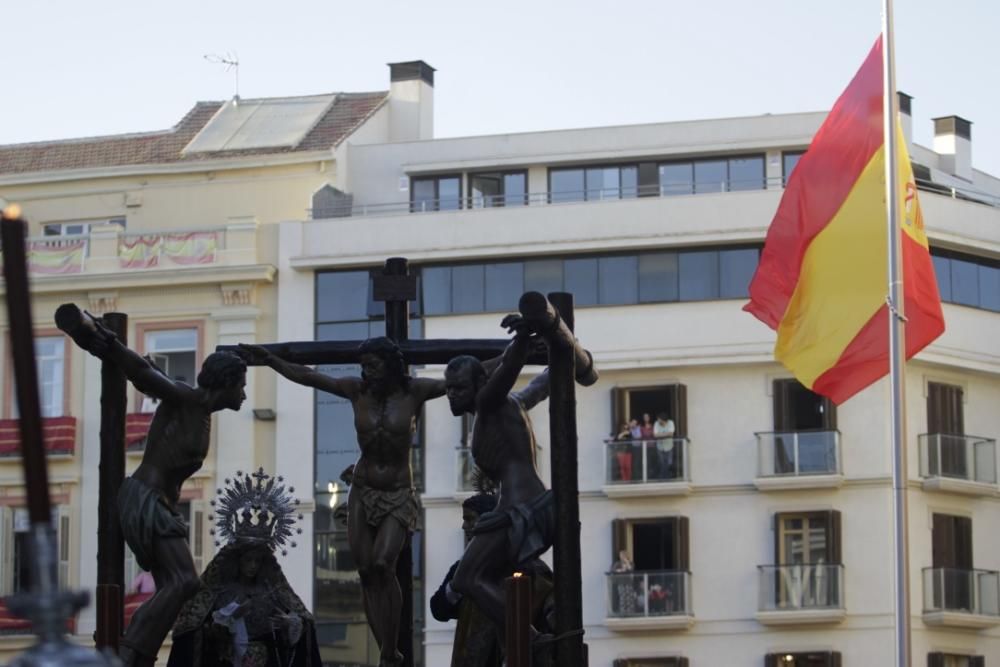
(931, 513, 973, 606)
(549, 165, 638, 202)
(470, 171, 527, 207)
(927, 653, 985, 667)
(765, 652, 842, 667)
(926, 382, 966, 478)
(0, 505, 70, 595)
(930, 250, 1000, 313)
(772, 379, 837, 474)
(771, 511, 842, 610)
(43, 222, 90, 237)
(610, 516, 690, 616)
(10, 336, 67, 418)
(144, 329, 197, 386)
(659, 155, 765, 195)
(783, 151, 806, 185)
(410, 175, 461, 212)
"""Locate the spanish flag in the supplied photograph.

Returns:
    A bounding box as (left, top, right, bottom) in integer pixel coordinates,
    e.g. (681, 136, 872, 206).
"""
(744, 37, 944, 404)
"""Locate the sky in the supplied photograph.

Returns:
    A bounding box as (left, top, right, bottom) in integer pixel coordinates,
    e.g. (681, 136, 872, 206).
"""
(2, 0, 997, 177)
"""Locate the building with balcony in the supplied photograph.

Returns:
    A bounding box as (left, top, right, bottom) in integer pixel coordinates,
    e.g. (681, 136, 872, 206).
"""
(0, 61, 998, 666)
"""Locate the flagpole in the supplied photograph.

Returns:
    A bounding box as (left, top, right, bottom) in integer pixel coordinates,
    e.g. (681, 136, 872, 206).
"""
(882, 0, 911, 665)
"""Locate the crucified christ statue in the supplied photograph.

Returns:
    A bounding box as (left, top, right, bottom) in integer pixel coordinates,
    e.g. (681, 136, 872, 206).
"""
(238, 338, 444, 667)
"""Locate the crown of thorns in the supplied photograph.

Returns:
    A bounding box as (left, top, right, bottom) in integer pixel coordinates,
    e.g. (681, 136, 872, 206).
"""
(209, 468, 303, 555)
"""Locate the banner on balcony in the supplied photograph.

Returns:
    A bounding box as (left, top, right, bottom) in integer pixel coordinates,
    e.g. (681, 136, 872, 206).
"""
(119, 235, 163, 269)
(163, 231, 217, 265)
(119, 231, 218, 268)
(18, 241, 86, 275)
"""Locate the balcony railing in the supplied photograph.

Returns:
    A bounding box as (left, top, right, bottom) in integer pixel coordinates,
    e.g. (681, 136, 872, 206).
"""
(923, 567, 1000, 617)
(758, 564, 844, 612)
(756, 431, 840, 478)
(606, 570, 691, 619)
(919, 434, 997, 485)
(308, 175, 1000, 220)
(605, 437, 689, 484)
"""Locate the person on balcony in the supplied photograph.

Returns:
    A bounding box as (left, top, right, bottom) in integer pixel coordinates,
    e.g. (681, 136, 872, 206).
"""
(613, 421, 634, 481)
(653, 413, 676, 480)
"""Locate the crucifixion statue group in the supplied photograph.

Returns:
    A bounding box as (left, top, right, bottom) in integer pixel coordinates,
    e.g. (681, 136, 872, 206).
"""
(54, 257, 596, 667)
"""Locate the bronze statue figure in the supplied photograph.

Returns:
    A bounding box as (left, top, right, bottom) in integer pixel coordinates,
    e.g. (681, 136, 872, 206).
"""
(56, 304, 247, 667)
(443, 314, 556, 649)
(169, 469, 320, 667)
(238, 338, 445, 667)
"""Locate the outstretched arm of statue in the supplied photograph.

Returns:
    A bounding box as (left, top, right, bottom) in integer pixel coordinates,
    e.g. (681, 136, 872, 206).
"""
(514, 368, 550, 412)
(238, 343, 360, 400)
(476, 315, 532, 413)
(411, 376, 447, 403)
(54, 303, 193, 403)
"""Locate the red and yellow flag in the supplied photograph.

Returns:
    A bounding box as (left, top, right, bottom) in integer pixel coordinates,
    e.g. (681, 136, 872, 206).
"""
(744, 36, 944, 404)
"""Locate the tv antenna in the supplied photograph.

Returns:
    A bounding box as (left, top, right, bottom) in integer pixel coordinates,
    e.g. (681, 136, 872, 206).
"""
(204, 52, 240, 102)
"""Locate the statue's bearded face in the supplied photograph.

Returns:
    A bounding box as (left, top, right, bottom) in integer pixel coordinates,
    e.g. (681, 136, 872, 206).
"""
(360, 353, 388, 385)
(445, 367, 478, 416)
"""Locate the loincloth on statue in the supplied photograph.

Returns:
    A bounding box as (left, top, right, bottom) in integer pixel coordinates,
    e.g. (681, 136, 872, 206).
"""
(471, 489, 556, 567)
(350, 478, 420, 532)
(118, 476, 188, 572)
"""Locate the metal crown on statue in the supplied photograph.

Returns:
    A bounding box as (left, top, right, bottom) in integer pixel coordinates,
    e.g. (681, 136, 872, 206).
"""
(209, 467, 304, 555)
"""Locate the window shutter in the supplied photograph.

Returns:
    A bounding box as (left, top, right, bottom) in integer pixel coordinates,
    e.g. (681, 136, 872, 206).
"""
(949, 385, 965, 435)
(829, 651, 842, 667)
(927, 653, 945, 667)
(969, 656, 985, 667)
(773, 379, 793, 431)
(611, 519, 628, 565)
(821, 395, 837, 431)
(677, 658, 689, 667)
(773, 513, 782, 564)
(672, 384, 688, 438)
(932, 513, 955, 569)
(826, 510, 842, 564)
(57, 504, 71, 588)
(676, 517, 690, 571)
(928, 382, 965, 435)
(764, 654, 779, 667)
(0, 507, 10, 595)
(611, 387, 627, 436)
(955, 515, 973, 570)
(927, 382, 944, 434)
(191, 500, 206, 573)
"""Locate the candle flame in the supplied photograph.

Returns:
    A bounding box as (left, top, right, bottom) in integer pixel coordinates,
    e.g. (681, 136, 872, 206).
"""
(2, 204, 22, 220)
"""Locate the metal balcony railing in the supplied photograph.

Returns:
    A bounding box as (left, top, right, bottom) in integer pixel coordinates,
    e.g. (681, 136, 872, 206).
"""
(919, 433, 997, 485)
(923, 567, 1000, 616)
(606, 570, 691, 618)
(755, 431, 840, 478)
(605, 437, 689, 484)
(758, 564, 844, 611)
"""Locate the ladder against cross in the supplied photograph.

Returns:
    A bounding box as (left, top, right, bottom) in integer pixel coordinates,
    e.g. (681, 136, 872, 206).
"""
(218, 257, 596, 667)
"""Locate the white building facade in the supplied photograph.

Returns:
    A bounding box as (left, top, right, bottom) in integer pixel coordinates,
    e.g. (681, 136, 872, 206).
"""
(272, 89, 1000, 667)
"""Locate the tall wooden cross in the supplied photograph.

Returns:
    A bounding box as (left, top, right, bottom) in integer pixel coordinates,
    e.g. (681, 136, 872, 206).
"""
(220, 256, 593, 667)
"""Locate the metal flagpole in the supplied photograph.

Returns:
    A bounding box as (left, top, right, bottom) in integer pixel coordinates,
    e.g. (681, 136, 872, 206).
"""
(881, 1, 911, 665)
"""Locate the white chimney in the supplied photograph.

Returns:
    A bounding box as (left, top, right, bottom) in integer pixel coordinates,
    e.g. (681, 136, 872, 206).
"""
(933, 115, 973, 182)
(897, 91, 913, 154)
(388, 61, 435, 142)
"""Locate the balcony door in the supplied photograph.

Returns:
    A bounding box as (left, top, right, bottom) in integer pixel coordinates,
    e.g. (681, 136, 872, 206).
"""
(927, 382, 966, 477)
(774, 511, 841, 608)
(765, 652, 841, 667)
(773, 379, 836, 474)
(611, 517, 689, 615)
(932, 513, 973, 610)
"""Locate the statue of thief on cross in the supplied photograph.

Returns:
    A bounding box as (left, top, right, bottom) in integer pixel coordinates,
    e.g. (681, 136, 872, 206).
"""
(55, 304, 248, 667)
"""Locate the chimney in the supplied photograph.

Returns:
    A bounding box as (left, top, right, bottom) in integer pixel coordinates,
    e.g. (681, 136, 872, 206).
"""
(387, 60, 435, 142)
(897, 91, 913, 153)
(933, 115, 973, 182)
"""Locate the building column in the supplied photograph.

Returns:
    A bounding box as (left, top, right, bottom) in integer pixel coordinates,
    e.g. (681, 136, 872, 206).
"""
(274, 221, 316, 605)
(76, 352, 102, 637)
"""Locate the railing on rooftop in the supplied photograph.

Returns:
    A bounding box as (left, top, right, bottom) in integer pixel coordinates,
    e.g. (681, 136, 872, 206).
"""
(309, 175, 1000, 219)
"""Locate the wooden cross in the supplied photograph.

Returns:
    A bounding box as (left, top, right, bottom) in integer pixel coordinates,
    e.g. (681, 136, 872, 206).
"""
(219, 257, 589, 667)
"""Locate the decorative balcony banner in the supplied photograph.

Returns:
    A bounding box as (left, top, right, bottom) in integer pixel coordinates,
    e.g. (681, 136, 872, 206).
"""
(119, 234, 163, 269)
(118, 231, 218, 268)
(162, 231, 217, 265)
(4, 240, 87, 275)
(0, 416, 76, 456)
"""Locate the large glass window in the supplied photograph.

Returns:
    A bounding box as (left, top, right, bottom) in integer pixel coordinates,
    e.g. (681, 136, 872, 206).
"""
(679, 251, 719, 301)
(783, 151, 806, 185)
(485, 263, 524, 311)
(35, 337, 66, 418)
(660, 155, 765, 195)
(719, 248, 759, 298)
(144, 329, 197, 386)
(638, 253, 679, 303)
(930, 250, 1000, 313)
(598, 256, 638, 305)
(564, 258, 598, 306)
(470, 171, 527, 207)
(410, 175, 461, 212)
(728, 156, 765, 191)
(694, 160, 727, 194)
(551, 165, 638, 202)
(659, 163, 693, 196)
